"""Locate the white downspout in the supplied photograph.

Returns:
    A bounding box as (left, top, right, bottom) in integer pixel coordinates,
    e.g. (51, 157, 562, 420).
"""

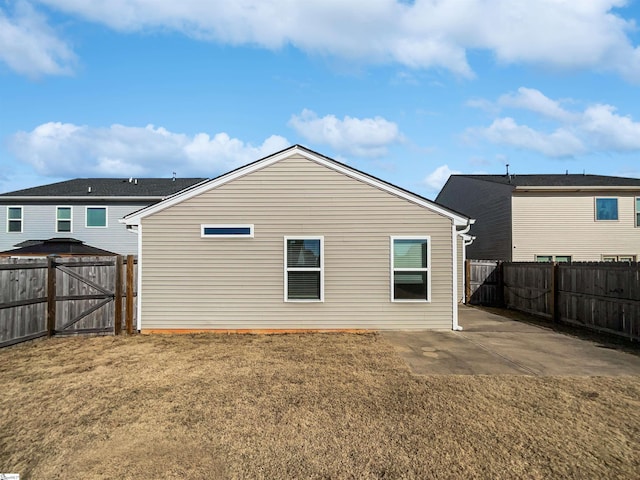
(136, 222, 143, 331)
(452, 224, 462, 331)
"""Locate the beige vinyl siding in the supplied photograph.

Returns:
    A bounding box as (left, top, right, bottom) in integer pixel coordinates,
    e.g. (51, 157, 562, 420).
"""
(512, 192, 640, 261)
(437, 177, 513, 260)
(140, 155, 454, 330)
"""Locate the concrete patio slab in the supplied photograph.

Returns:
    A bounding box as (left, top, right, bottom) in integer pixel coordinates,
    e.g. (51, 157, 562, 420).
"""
(382, 305, 640, 376)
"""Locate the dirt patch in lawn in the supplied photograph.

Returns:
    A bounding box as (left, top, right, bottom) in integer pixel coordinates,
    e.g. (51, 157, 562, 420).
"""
(1, 333, 639, 479)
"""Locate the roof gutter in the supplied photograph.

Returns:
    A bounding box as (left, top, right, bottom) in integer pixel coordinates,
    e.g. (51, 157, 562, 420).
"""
(514, 186, 640, 192)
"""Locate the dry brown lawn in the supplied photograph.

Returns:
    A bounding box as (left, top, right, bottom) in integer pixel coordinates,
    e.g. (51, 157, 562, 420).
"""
(0, 333, 638, 479)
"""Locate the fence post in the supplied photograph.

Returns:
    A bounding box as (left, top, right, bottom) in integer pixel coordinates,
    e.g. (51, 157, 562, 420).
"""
(465, 259, 471, 304)
(550, 262, 559, 323)
(126, 255, 134, 334)
(114, 255, 123, 335)
(498, 261, 505, 307)
(46, 256, 57, 337)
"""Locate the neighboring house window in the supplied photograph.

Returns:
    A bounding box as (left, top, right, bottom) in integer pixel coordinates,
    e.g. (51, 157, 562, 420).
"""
(536, 255, 571, 263)
(391, 237, 430, 302)
(7, 206, 23, 233)
(56, 207, 72, 233)
(201, 224, 254, 238)
(636, 198, 640, 227)
(86, 207, 107, 228)
(603, 255, 636, 262)
(285, 237, 323, 301)
(595, 198, 618, 221)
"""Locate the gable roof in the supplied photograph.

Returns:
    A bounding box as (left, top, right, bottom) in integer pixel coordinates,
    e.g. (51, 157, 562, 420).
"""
(0, 177, 208, 200)
(451, 174, 640, 189)
(122, 145, 471, 226)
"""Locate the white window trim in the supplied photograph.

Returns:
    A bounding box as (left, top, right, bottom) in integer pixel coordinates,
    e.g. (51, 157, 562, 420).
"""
(7, 206, 23, 233)
(390, 235, 431, 303)
(594, 197, 619, 222)
(201, 224, 254, 238)
(635, 197, 640, 228)
(85, 206, 108, 228)
(56, 206, 73, 233)
(284, 236, 324, 303)
(535, 255, 572, 263)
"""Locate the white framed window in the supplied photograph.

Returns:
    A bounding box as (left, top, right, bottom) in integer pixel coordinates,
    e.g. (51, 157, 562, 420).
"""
(535, 255, 572, 263)
(201, 224, 254, 238)
(56, 206, 72, 233)
(636, 198, 640, 227)
(284, 236, 323, 302)
(86, 206, 108, 228)
(603, 255, 636, 262)
(595, 197, 618, 221)
(391, 236, 431, 302)
(7, 206, 23, 233)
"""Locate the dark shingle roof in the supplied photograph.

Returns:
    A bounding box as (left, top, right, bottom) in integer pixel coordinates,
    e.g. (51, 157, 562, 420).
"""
(0, 238, 118, 256)
(0, 178, 208, 197)
(455, 174, 640, 187)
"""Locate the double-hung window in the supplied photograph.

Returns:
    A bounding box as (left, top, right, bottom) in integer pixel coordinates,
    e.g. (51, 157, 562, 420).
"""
(391, 237, 430, 302)
(636, 198, 640, 227)
(7, 206, 23, 233)
(56, 207, 72, 233)
(86, 207, 107, 228)
(595, 198, 618, 221)
(285, 237, 323, 301)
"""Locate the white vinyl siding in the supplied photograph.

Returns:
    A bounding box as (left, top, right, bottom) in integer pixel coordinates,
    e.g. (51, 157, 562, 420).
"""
(139, 155, 455, 330)
(7, 206, 23, 233)
(284, 237, 323, 302)
(86, 206, 108, 228)
(513, 192, 640, 261)
(56, 206, 72, 233)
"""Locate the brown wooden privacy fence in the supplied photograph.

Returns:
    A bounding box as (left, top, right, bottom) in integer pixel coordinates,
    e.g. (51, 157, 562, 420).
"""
(0, 255, 137, 348)
(466, 260, 640, 341)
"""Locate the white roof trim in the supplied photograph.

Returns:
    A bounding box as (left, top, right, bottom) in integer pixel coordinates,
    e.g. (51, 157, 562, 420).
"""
(514, 186, 640, 192)
(120, 146, 470, 226)
(0, 196, 166, 201)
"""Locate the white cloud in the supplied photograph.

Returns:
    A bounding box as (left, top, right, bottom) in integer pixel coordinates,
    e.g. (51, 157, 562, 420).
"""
(288, 109, 403, 157)
(475, 118, 586, 157)
(468, 87, 640, 157)
(581, 104, 640, 150)
(424, 164, 462, 191)
(30, 0, 640, 81)
(0, 1, 75, 77)
(498, 87, 575, 122)
(9, 122, 290, 177)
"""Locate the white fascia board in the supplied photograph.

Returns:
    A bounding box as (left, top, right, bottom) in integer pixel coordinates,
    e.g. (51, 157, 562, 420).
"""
(514, 186, 640, 192)
(121, 145, 471, 226)
(0, 196, 164, 201)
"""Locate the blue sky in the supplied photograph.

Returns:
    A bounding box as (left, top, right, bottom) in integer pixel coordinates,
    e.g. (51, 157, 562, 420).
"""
(1, 0, 640, 198)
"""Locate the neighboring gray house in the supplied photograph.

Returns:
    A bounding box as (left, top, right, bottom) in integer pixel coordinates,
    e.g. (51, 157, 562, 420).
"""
(122, 145, 474, 332)
(1, 177, 206, 255)
(436, 174, 640, 262)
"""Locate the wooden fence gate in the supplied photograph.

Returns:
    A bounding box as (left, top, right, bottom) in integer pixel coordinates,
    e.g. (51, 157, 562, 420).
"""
(466, 260, 503, 306)
(0, 255, 136, 348)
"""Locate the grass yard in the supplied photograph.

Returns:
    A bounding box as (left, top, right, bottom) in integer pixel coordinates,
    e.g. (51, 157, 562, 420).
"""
(1, 333, 638, 479)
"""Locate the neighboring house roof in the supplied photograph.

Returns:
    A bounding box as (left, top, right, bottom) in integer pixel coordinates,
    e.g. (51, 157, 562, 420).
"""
(0, 238, 118, 256)
(121, 145, 473, 227)
(450, 174, 640, 190)
(0, 177, 208, 200)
